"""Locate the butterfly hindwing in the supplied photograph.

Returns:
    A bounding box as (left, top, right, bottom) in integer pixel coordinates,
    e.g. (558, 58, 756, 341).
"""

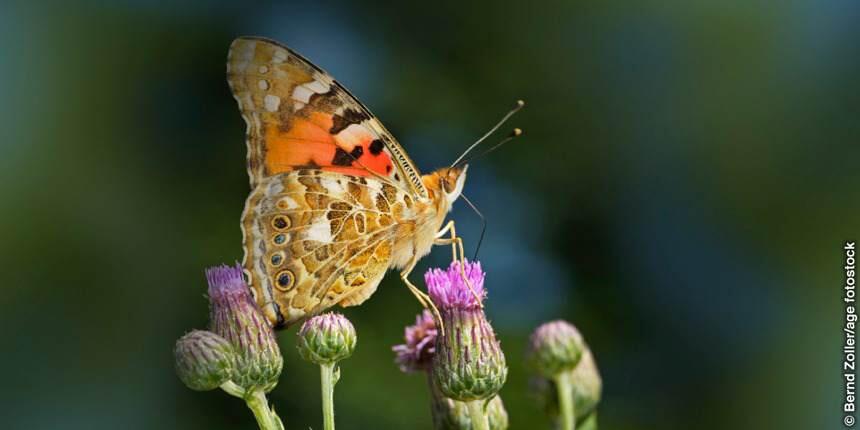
(227, 37, 427, 199)
(241, 170, 415, 326)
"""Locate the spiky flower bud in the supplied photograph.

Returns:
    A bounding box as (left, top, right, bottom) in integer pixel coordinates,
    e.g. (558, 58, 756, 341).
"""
(393, 309, 438, 373)
(175, 329, 237, 391)
(526, 320, 584, 378)
(207, 264, 283, 393)
(428, 261, 507, 402)
(296, 312, 357, 365)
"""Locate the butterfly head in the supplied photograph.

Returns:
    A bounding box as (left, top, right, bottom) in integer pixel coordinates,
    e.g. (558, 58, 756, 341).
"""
(440, 164, 468, 206)
(424, 165, 468, 210)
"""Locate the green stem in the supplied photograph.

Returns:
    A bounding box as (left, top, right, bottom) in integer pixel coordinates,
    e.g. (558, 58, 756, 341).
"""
(245, 389, 285, 430)
(320, 363, 336, 430)
(555, 371, 576, 430)
(220, 381, 245, 399)
(466, 400, 490, 430)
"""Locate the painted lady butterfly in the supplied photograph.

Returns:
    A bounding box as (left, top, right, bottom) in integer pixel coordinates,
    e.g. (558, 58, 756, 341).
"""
(227, 37, 518, 328)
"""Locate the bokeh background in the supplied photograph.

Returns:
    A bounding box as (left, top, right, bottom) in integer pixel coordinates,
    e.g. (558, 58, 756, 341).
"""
(1, 1, 856, 429)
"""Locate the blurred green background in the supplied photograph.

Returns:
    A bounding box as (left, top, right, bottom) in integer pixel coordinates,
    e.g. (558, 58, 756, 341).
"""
(1, 1, 856, 429)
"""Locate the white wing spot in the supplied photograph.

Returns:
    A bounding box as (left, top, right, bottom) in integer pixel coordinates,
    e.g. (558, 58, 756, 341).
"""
(305, 80, 330, 93)
(258, 65, 269, 74)
(292, 85, 314, 103)
(266, 181, 285, 196)
(279, 197, 299, 209)
(294, 101, 306, 111)
(264, 95, 281, 112)
(258, 80, 269, 90)
(306, 219, 333, 244)
(320, 177, 347, 195)
(272, 48, 288, 64)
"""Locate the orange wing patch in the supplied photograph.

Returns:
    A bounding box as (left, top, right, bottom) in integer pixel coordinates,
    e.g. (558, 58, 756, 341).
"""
(264, 111, 395, 178)
(227, 37, 425, 198)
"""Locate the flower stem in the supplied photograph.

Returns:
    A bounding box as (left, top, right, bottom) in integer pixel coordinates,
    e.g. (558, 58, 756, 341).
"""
(466, 400, 490, 430)
(320, 363, 337, 430)
(245, 389, 285, 430)
(555, 371, 576, 430)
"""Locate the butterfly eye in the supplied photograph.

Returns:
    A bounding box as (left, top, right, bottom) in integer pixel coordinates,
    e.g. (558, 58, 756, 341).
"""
(274, 270, 295, 291)
(270, 252, 284, 266)
(271, 215, 291, 230)
(272, 233, 287, 245)
(440, 177, 451, 193)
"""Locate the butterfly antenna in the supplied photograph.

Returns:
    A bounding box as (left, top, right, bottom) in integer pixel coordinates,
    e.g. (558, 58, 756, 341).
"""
(451, 100, 525, 168)
(459, 128, 522, 166)
(460, 193, 486, 260)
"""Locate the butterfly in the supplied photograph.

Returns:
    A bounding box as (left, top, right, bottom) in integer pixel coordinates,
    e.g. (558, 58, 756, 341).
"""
(227, 37, 519, 328)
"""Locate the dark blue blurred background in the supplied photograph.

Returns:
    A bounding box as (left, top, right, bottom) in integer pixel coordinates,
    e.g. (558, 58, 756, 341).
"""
(1, 1, 856, 429)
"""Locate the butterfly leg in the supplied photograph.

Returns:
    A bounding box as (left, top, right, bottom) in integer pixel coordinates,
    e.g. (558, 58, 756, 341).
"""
(433, 220, 484, 308)
(400, 256, 444, 330)
(434, 220, 457, 262)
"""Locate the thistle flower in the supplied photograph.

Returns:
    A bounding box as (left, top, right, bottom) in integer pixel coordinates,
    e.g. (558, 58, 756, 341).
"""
(526, 320, 584, 378)
(207, 264, 282, 393)
(426, 260, 486, 310)
(428, 260, 507, 402)
(296, 312, 357, 365)
(394, 307, 508, 429)
(527, 320, 598, 430)
(393, 309, 438, 373)
(174, 329, 237, 391)
(297, 312, 357, 430)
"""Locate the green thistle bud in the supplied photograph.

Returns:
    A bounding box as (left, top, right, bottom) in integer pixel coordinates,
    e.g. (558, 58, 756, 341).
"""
(526, 320, 584, 378)
(296, 312, 357, 365)
(174, 329, 237, 391)
(433, 309, 507, 401)
(207, 264, 283, 393)
(428, 261, 508, 402)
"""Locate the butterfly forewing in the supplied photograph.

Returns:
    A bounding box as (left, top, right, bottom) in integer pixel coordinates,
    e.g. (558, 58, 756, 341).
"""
(227, 37, 426, 197)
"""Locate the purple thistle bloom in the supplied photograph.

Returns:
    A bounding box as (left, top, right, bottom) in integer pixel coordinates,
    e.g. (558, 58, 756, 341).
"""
(206, 263, 282, 392)
(427, 260, 507, 401)
(206, 263, 249, 297)
(392, 310, 438, 373)
(425, 260, 486, 310)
